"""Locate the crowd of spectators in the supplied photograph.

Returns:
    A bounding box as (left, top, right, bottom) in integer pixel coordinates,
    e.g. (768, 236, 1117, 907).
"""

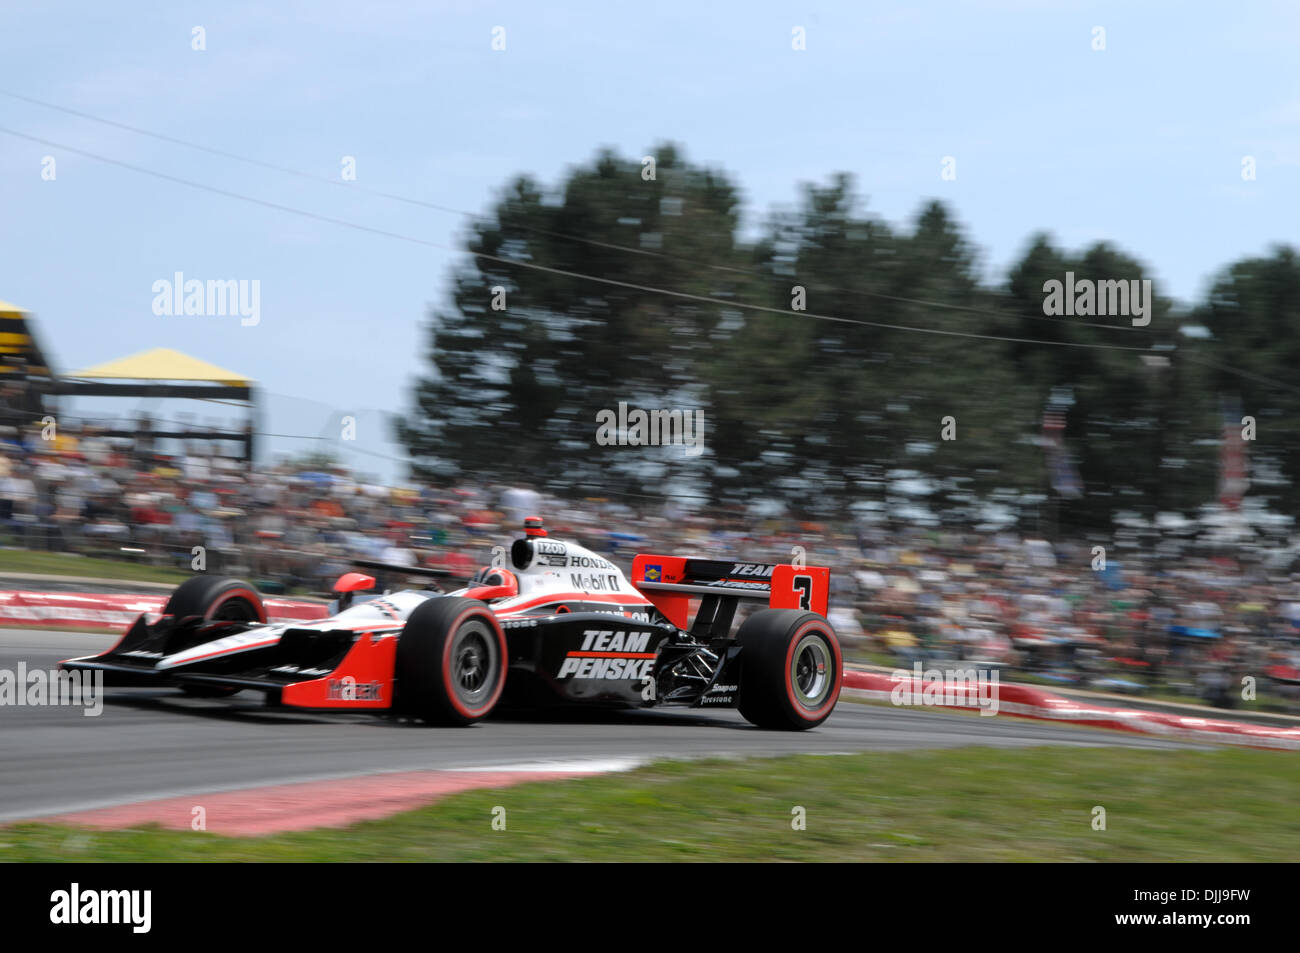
(3, 425, 1300, 712)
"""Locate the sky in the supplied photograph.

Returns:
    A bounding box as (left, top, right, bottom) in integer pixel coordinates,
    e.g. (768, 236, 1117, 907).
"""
(1, 1, 1297, 482)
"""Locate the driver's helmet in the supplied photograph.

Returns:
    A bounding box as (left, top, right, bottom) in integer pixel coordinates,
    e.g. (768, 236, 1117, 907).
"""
(466, 565, 519, 600)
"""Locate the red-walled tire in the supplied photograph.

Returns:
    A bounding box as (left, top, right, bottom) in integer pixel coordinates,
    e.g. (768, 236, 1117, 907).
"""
(737, 609, 841, 730)
(396, 597, 507, 725)
(164, 576, 266, 624)
(164, 577, 266, 697)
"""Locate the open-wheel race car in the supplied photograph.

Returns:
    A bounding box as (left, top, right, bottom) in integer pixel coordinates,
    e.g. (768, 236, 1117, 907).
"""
(61, 517, 843, 729)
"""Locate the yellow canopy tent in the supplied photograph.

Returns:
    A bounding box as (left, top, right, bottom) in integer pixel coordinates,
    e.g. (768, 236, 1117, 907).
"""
(69, 348, 252, 386)
(56, 347, 257, 464)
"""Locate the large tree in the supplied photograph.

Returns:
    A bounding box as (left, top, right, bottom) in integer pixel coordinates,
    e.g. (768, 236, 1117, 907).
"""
(997, 236, 1218, 532)
(398, 144, 745, 501)
(1187, 246, 1300, 516)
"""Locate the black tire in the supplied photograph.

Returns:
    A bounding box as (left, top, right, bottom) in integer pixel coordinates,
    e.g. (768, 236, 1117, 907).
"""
(395, 597, 507, 725)
(164, 577, 265, 698)
(164, 576, 266, 624)
(737, 609, 842, 730)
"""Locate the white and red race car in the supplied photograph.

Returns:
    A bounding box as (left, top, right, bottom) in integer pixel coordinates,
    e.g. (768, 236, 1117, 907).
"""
(62, 518, 842, 729)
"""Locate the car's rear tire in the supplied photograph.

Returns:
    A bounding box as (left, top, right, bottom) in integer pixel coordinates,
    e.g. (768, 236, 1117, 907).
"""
(737, 609, 841, 730)
(396, 597, 507, 725)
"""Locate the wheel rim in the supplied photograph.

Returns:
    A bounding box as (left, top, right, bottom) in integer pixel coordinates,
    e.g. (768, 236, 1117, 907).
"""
(451, 619, 497, 707)
(790, 632, 832, 709)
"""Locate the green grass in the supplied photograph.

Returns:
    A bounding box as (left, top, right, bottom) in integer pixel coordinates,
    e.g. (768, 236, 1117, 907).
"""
(5, 747, 1298, 861)
(0, 549, 189, 585)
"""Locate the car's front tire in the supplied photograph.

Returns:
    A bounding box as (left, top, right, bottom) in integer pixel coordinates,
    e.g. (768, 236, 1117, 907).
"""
(395, 597, 507, 725)
(162, 576, 266, 697)
(737, 609, 841, 730)
(164, 575, 266, 624)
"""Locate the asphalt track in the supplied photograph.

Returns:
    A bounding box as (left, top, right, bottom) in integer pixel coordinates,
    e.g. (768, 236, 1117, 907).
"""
(0, 629, 1203, 823)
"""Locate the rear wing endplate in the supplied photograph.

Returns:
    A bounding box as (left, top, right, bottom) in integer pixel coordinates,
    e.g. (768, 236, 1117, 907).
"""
(630, 555, 829, 629)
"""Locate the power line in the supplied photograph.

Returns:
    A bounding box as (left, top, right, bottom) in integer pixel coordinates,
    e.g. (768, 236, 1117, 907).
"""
(0, 88, 1149, 335)
(0, 125, 1158, 354)
(1181, 355, 1300, 398)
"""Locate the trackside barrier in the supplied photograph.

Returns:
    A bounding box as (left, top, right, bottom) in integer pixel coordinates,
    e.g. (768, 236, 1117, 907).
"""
(0, 590, 328, 631)
(841, 669, 1300, 752)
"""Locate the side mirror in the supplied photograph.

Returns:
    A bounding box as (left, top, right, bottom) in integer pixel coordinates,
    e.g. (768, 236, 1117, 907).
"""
(333, 572, 376, 594)
(333, 572, 376, 612)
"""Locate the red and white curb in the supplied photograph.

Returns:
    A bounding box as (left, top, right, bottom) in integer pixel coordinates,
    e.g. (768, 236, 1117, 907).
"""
(24, 759, 644, 837)
(842, 670, 1300, 751)
(0, 590, 327, 631)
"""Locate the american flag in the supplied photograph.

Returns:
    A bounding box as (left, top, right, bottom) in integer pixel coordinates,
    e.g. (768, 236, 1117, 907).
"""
(1219, 397, 1248, 510)
(1042, 403, 1082, 497)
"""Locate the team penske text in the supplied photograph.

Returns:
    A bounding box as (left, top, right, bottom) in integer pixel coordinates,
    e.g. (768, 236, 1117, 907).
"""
(558, 656, 655, 679)
(558, 629, 656, 679)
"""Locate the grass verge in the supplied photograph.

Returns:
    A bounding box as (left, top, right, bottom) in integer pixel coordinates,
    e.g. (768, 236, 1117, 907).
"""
(4, 747, 1298, 861)
(0, 549, 189, 585)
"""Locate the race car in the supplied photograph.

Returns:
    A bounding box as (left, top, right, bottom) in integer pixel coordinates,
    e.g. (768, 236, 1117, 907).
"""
(60, 517, 842, 729)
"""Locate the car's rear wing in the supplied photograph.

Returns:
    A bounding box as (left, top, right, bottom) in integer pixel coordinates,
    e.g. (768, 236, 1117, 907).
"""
(630, 554, 829, 630)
